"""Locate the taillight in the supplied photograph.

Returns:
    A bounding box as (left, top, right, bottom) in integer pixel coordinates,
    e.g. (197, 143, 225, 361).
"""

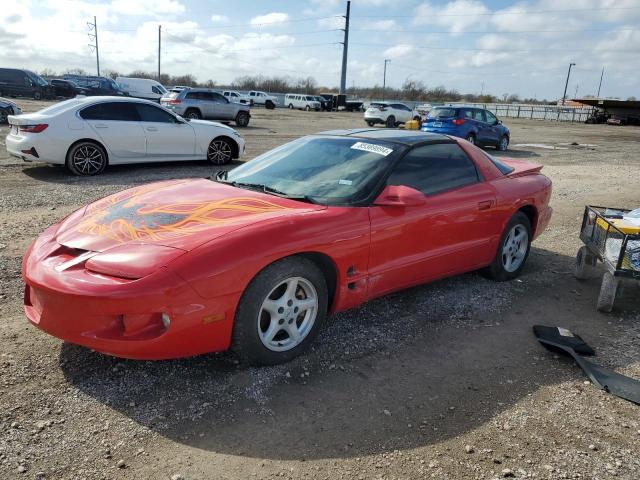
(168, 99, 181, 105)
(19, 124, 49, 133)
(452, 118, 465, 125)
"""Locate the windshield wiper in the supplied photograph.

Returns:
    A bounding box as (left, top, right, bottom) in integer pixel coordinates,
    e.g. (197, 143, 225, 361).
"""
(212, 173, 319, 204)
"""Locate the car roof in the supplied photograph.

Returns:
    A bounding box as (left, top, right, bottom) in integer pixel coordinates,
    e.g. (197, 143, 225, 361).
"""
(317, 128, 453, 146)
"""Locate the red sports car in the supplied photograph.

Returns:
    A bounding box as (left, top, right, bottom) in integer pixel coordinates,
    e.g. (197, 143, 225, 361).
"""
(23, 129, 552, 365)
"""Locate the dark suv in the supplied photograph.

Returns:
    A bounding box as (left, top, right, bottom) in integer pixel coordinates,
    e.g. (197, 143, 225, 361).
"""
(421, 106, 510, 151)
(0, 68, 52, 99)
(63, 75, 128, 96)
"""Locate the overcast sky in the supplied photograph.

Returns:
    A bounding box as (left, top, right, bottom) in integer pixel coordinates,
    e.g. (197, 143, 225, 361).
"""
(3, 0, 639, 99)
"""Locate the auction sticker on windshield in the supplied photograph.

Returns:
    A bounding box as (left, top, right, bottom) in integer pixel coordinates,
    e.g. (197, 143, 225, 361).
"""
(350, 142, 393, 156)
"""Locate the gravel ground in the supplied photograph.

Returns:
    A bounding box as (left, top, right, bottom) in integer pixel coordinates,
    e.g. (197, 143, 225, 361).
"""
(1, 100, 639, 480)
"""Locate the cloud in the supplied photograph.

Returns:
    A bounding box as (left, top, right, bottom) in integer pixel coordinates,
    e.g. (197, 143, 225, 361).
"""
(110, 0, 186, 16)
(210, 15, 229, 24)
(361, 19, 398, 31)
(250, 12, 289, 27)
(317, 16, 346, 29)
(382, 44, 415, 59)
(413, 0, 490, 34)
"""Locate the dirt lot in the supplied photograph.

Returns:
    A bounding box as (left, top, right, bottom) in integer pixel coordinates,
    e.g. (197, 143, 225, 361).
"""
(1, 100, 639, 480)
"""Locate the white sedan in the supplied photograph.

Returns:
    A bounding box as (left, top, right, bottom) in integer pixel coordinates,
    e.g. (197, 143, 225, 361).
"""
(6, 96, 245, 176)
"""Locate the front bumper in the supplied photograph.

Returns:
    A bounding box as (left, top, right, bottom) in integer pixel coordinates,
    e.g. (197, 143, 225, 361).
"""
(364, 116, 385, 124)
(22, 231, 240, 360)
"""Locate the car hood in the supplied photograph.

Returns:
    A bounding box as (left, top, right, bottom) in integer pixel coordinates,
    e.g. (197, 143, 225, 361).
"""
(55, 179, 325, 253)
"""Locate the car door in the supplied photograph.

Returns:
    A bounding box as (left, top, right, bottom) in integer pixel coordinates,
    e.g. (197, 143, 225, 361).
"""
(80, 102, 146, 161)
(397, 104, 413, 123)
(368, 142, 498, 298)
(135, 103, 196, 159)
(211, 93, 235, 119)
(471, 109, 491, 144)
(483, 110, 502, 145)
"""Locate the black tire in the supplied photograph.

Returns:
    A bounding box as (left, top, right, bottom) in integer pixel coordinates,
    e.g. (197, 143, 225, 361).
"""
(250, 99, 254, 107)
(366, 121, 375, 127)
(265, 100, 275, 110)
(207, 137, 234, 165)
(574, 245, 596, 280)
(0, 108, 9, 124)
(235, 111, 250, 127)
(497, 135, 509, 151)
(466, 133, 476, 145)
(596, 271, 618, 312)
(483, 212, 532, 281)
(288, 104, 294, 109)
(33, 91, 42, 100)
(66, 141, 108, 176)
(305, 105, 311, 111)
(385, 115, 396, 128)
(232, 256, 328, 365)
(413, 115, 421, 122)
(185, 109, 201, 119)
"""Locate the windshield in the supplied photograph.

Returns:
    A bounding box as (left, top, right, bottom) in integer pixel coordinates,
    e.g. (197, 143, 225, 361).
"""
(305, 96, 315, 101)
(223, 136, 404, 205)
(26, 71, 48, 87)
(427, 108, 457, 119)
(156, 84, 167, 94)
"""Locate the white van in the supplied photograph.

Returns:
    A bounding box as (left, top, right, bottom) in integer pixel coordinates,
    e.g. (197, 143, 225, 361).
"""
(116, 77, 168, 102)
(285, 94, 321, 111)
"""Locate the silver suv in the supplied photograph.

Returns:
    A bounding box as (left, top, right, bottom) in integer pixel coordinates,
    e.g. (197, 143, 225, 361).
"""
(161, 88, 251, 127)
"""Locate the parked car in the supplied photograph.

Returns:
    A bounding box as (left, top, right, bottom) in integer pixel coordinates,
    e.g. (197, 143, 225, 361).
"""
(364, 102, 420, 128)
(421, 106, 510, 151)
(6, 96, 245, 175)
(247, 90, 278, 109)
(161, 88, 251, 127)
(221, 90, 251, 105)
(50, 79, 89, 98)
(63, 75, 129, 97)
(0, 68, 52, 100)
(0, 97, 22, 124)
(312, 95, 331, 111)
(116, 77, 167, 102)
(21, 129, 552, 365)
(285, 94, 321, 111)
(606, 115, 626, 126)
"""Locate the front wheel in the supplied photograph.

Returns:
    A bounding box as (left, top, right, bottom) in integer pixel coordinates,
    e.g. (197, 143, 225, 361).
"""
(288, 104, 294, 109)
(575, 245, 596, 280)
(366, 120, 375, 127)
(33, 91, 42, 100)
(66, 141, 108, 176)
(0, 108, 9, 124)
(497, 135, 509, 151)
(466, 133, 476, 145)
(596, 272, 618, 312)
(235, 111, 250, 127)
(483, 212, 531, 281)
(185, 109, 201, 119)
(207, 137, 234, 165)
(265, 100, 275, 110)
(232, 257, 328, 365)
(305, 105, 311, 111)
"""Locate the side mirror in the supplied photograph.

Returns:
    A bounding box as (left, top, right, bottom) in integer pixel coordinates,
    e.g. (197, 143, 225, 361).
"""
(373, 185, 426, 207)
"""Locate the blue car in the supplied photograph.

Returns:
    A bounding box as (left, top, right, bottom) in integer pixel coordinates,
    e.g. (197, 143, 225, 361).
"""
(421, 106, 510, 151)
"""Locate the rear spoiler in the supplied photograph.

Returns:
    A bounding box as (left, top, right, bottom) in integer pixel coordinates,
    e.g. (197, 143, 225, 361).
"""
(7, 115, 30, 126)
(501, 158, 544, 177)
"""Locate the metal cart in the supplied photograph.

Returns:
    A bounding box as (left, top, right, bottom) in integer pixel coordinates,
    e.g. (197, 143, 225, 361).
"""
(575, 206, 640, 312)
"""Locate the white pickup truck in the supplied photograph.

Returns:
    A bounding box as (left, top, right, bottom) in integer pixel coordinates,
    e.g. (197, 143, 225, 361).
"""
(221, 90, 251, 105)
(247, 91, 278, 109)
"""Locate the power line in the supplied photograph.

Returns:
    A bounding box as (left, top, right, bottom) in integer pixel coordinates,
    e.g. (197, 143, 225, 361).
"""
(350, 27, 638, 34)
(349, 42, 640, 53)
(358, 6, 640, 18)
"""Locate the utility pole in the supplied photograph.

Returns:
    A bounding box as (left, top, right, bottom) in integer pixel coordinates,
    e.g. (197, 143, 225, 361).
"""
(382, 59, 390, 101)
(339, 1, 350, 95)
(158, 25, 161, 81)
(596, 67, 604, 98)
(88, 16, 100, 76)
(561, 62, 575, 105)
(480, 81, 484, 96)
(574, 83, 579, 98)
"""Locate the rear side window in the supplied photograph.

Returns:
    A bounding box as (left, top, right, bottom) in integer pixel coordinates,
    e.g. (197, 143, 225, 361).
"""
(185, 92, 201, 100)
(482, 152, 514, 174)
(80, 102, 140, 121)
(387, 143, 479, 195)
(427, 108, 457, 119)
(211, 93, 228, 103)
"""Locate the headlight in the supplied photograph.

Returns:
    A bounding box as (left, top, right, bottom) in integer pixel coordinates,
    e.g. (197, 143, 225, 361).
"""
(85, 244, 186, 279)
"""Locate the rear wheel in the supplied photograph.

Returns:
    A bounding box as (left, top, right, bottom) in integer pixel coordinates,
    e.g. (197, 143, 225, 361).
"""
(66, 141, 108, 176)
(33, 91, 42, 100)
(497, 135, 509, 151)
(288, 104, 294, 109)
(185, 109, 201, 119)
(483, 212, 531, 281)
(305, 105, 311, 111)
(466, 133, 476, 145)
(232, 257, 328, 365)
(235, 111, 250, 127)
(207, 137, 234, 165)
(385, 115, 396, 128)
(265, 100, 275, 110)
(0, 108, 9, 124)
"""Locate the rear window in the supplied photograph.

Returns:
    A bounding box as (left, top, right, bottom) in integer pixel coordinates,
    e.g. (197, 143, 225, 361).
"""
(427, 108, 457, 119)
(482, 151, 514, 174)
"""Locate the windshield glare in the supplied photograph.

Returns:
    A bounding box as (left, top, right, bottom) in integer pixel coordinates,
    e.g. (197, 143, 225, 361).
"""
(224, 136, 403, 205)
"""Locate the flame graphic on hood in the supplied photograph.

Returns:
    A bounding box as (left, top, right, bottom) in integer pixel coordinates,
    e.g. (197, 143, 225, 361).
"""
(75, 182, 290, 243)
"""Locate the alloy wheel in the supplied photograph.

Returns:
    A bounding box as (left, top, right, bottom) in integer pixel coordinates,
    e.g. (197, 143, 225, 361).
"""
(502, 224, 528, 272)
(257, 276, 318, 352)
(207, 139, 232, 164)
(71, 144, 105, 175)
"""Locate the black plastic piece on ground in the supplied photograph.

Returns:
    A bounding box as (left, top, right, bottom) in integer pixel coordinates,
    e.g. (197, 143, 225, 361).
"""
(533, 325, 640, 405)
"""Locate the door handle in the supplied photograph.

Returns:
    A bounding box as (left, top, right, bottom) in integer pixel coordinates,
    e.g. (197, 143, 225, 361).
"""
(478, 200, 494, 210)
(94, 124, 108, 129)
(146, 126, 158, 132)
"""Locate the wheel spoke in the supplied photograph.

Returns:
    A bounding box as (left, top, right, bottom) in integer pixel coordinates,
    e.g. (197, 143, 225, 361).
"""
(263, 322, 280, 342)
(285, 322, 301, 342)
(283, 278, 298, 302)
(262, 299, 280, 317)
(296, 298, 315, 312)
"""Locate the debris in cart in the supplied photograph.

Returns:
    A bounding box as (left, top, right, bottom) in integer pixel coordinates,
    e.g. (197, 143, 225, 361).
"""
(574, 205, 640, 312)
(533, 325, 640, 405)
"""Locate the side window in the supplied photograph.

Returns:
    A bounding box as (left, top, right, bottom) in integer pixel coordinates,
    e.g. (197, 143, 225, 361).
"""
(473, 109, 486, 122)
(485, 110, 497, 124)
(185, 92, 201, 100)
(211, 93, 228, 103)
(136, 104, 178, 123)
(80, 102, 140, 121)
(151, 86, 162, 94)
(400, 104, 411, 111)
(463, 109, 474, 119)
(387, 143, 479, 195)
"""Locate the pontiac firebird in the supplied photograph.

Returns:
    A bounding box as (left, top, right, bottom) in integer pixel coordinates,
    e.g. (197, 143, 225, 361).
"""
(22, 129, 552, 365)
